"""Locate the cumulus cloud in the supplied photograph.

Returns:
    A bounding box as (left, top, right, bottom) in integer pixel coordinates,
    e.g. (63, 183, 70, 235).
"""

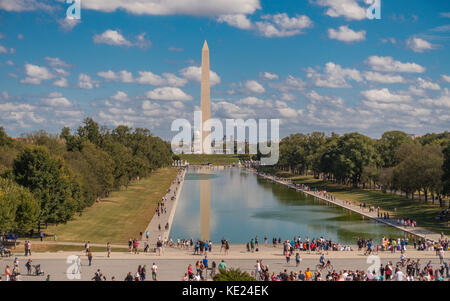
(0, 0, 52, 12)
(80, 0, 261, 16)
(78, 73, 98, 89)
(442, 75, 450, 83)
(328, 25, 366, 42)
(98, 70, 133, 83)
(41, 92, 72, 107)
(93, 30, 132, 47)
(236, 96, 272, 108)
(93, 30, 152, 49)
(111, 91, 130, 102)
(261, 72, 279, 80)
(136, 71, 166, 86)
(180, 66, 221, 86)
(45, 57, 71, 68)
(58, 18, 81, 32)
(217, 14, 252, 29)
(315, 0, 366, 20)
(244, 80, 265, 94)
(406, 37, 436, 53)
(212, 101, 255, 119)
(20, 64, 53, 84)
(306, 62, 362, 88)
(53, 77, 69, 87)
(363, 71, 406, 84)
(361, 88, 412, 102)
(420, 88, 450, 109)
(145, 87, 193, 101)
(417, 78, 440, 90)
(366, 56, 426, 73)
(255, 13, 313, 37)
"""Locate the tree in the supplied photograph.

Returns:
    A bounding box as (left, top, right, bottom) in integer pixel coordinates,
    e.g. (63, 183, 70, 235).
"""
(444, 143, 450, 197)
(0, 178, 39, 233)
(213, 268, 255, 281)
(77, 118, 102, 146)
(325, 133, 379, 186)
(378, 131, 411, 167)
(13, 146, 77, 225)
(0, 127, 12, 147)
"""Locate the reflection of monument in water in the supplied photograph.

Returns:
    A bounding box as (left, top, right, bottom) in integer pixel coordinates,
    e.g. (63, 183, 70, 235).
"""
(200, 168, 210, 241)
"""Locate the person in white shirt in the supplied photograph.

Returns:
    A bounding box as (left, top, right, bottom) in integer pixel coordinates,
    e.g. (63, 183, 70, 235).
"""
(395, 268, 404, 281)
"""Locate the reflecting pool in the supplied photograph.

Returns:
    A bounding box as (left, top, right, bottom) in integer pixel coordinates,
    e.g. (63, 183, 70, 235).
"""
(170, 167, 408, 244)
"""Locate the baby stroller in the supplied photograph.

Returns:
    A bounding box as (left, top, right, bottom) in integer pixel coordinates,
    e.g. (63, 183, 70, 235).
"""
(33, 264, 45, 276)
(0, 246, 12, 257)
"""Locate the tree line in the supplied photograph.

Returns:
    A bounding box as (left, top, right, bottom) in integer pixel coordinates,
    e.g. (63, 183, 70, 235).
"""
(0, 118, 172, 234)
(273, 131, 450, 206)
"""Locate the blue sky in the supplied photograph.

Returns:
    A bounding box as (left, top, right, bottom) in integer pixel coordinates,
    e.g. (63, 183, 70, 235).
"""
(0, 0, 449, 139)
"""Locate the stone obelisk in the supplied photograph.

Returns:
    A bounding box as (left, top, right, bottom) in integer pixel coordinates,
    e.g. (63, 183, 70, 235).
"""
(201, 40, 211, 154)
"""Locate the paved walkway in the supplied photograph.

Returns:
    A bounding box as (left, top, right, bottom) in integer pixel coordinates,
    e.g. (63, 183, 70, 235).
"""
(140, 168, 186, 244)
(254, 171, 446, 242)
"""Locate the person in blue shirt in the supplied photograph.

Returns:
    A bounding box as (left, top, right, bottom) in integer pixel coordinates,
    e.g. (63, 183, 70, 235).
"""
(202, 256, 208, 269)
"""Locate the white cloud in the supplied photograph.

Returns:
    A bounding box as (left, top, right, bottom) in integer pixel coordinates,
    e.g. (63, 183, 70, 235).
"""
(417, 78, 440, 90)
(41, 92, 72, 107)
(361, 88, 412, 102)
(328, 25, 366, 42)
(58, 18, 81, 31)
(280, 93, 295, 101)
(81, 0, 261, 16)
(366, 56, 426, 73)
(255, 13, 313, 37)
(111, 91, 130, 102)
(236, 96, 272, 108)
(261, 72, 279, 80)
(363, 71, 406, 84)
(0, 45, 8, 53)
(406, 37, 436, 53)
(136, 71, 166, 86)
(278, 107, 299, 118)
(212, 101, 255, 119)
(145, 87, 193, 101)
(53, 68, 70, 77)
(162, 73, 188, 87)
(271, 75, 306, 92)
(135, 32, 152, 49)
(217, 14, 252, 29)
(53, 77, 68, 87)
(180, 66, 221, 86)
(306, 90, 344, 106)
(315, 0, 366, 20)
(442, 75, 450, 83)
(93, 30, 132, 47)
(45, 57, 70, 68)
(244, 80, 265, 94)
(420, 88, 450, 109)
(306, 62, 362, 88)
(78, 73, 98, 89)
(98, 70, 133, 83)
(20, 64, 53, 84)
(0, 0, 52, 12)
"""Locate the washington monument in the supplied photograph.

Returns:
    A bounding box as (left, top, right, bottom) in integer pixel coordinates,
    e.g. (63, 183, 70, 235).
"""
(201, 40, 211, 154)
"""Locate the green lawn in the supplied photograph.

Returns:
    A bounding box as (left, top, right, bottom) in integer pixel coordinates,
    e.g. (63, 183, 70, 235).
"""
(259, 168, 450, 235)
(43, 168, 178, 244)
(180, 154, 240, 165)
